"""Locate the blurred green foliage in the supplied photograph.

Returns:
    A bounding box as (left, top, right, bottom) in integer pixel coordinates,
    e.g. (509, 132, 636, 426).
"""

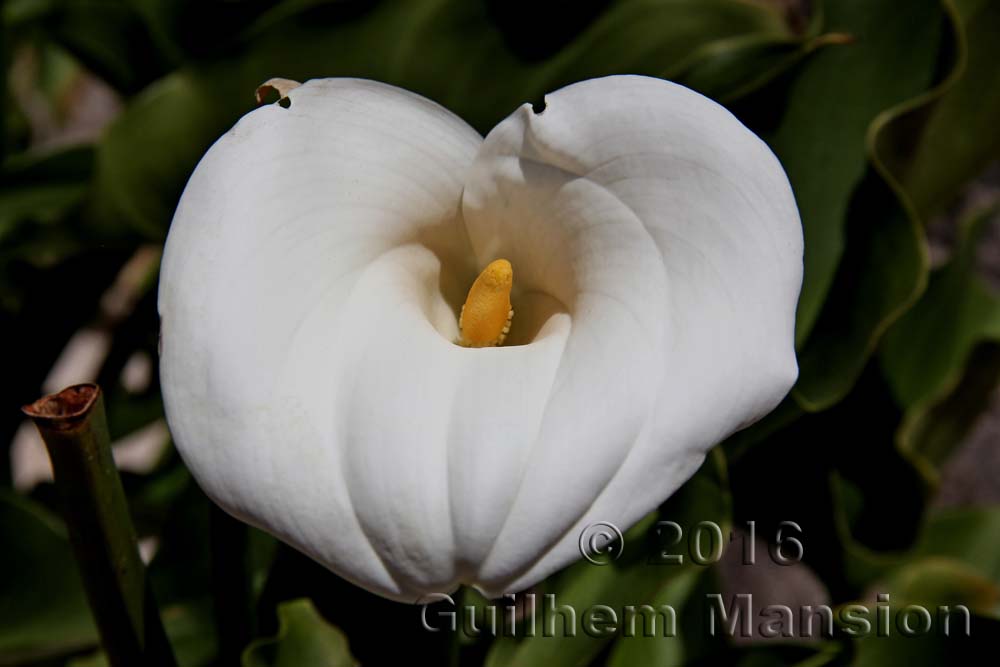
(2, 0, 1000, 665)
(242, 599, 355, 667)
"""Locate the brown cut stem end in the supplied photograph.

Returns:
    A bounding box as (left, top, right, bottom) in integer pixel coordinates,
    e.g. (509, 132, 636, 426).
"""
(22, 383, 101, 425)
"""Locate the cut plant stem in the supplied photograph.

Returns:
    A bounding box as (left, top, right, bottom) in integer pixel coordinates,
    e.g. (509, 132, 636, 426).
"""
(22, 383, 176, 667)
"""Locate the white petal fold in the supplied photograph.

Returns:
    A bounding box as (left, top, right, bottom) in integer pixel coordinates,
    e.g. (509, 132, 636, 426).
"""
(159, 75, 802, 602)
(463, 76, 802, 594)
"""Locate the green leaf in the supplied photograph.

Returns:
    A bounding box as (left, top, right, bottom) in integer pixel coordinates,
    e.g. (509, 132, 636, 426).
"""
(0, 146, 92, 236)
(483, 449, 730, 667)
(770, 0, 942, 345)
(850, 631, 969, 667)
(895, 0, 1000, 217)
(2, 0, 55, 27)
(734, 368, 929, 596)
(124, 0, 335, 61)
(603, 568, 704, 667)
(0, 148, 94, 300)
(482, 512, 665, 667)
(791, 174, 928, 411)
(882, 207, 1000, 409)
(843, 558, 1000, 666)
(769, 0, 950, 409)
(92, 0, 808, 236)
(914, 507, 1000, 583)
(67, 601, 219, 667)
(881, 206, 1000, 478)
(675, 28, 852, 104)
(897, 342, 1000, 482)
(0, 491, 98, 663)
(837, 509, 1000, 665)
(242, 598, 356, 667)
(833, 505, 1000, 620)
(93, 71, 239, 239)
(367, 0, 798, 131)
(41, 0, 172, 93)
(830, 471, 927, 591)
(877, 558, 1000, 618)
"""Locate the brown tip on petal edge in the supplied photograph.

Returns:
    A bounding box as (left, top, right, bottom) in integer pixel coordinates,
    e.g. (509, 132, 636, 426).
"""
(22, 383, 101, 422)
(255, 78, 302, 106)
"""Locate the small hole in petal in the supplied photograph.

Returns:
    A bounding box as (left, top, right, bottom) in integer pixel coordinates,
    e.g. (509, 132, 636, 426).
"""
(278, 96, 291, 109)
(255, 78, 300, 107)
(255, 86, 282, 105)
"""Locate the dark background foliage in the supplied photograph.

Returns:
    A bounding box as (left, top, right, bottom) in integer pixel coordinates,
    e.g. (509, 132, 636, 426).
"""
(2, 0, 999, 665)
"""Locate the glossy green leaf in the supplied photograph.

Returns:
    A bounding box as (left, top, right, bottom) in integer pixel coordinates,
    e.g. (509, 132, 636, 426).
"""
(242, 598, 356, 667)
(484, 449, 730, 667)
(149, 603, 219, 667)
(734, 364, 929, 597)
(834, 504, 1000, 615)
(0, 491, 97, 663)
(356, 0, 797, 131)
(482, 512, 664, 667)
(93, 71, 238, 239)
(882, 208, 1000, 409)
(676, 27, 852, 104)
(897, 342, 1000, 482)
(124, 0, 344, 61)
(881, 206, 1000, 477)
(877, 558, 1000, 618)
(838, 509, 1000, 665)
(92, 0, 808, 235)
(771, 0, 941, 343)
(844, 561, 998, 666)
(603, 568, 704, 667)
(771, 0, 951, 410)
(896, 0, 1000, 218)
(791, 146, 929, 413)
(831, 470, 927, 591)
(915, 508, 1000, 583)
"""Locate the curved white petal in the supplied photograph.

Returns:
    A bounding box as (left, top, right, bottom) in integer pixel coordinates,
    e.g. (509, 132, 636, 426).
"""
(462, 75, 801, 595)
(158, 78, 484, 599)
(160, 75, 801, 603)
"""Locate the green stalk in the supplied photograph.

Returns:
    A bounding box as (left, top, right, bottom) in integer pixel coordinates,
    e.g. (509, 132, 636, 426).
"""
(22, 383, 176, 667)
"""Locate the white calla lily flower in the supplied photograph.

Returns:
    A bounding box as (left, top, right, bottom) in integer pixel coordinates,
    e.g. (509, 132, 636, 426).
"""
(158, 75, 802, 603)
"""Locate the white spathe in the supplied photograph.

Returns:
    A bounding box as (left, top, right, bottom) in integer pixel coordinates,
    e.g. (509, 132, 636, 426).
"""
(158, 75, 802, 603)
